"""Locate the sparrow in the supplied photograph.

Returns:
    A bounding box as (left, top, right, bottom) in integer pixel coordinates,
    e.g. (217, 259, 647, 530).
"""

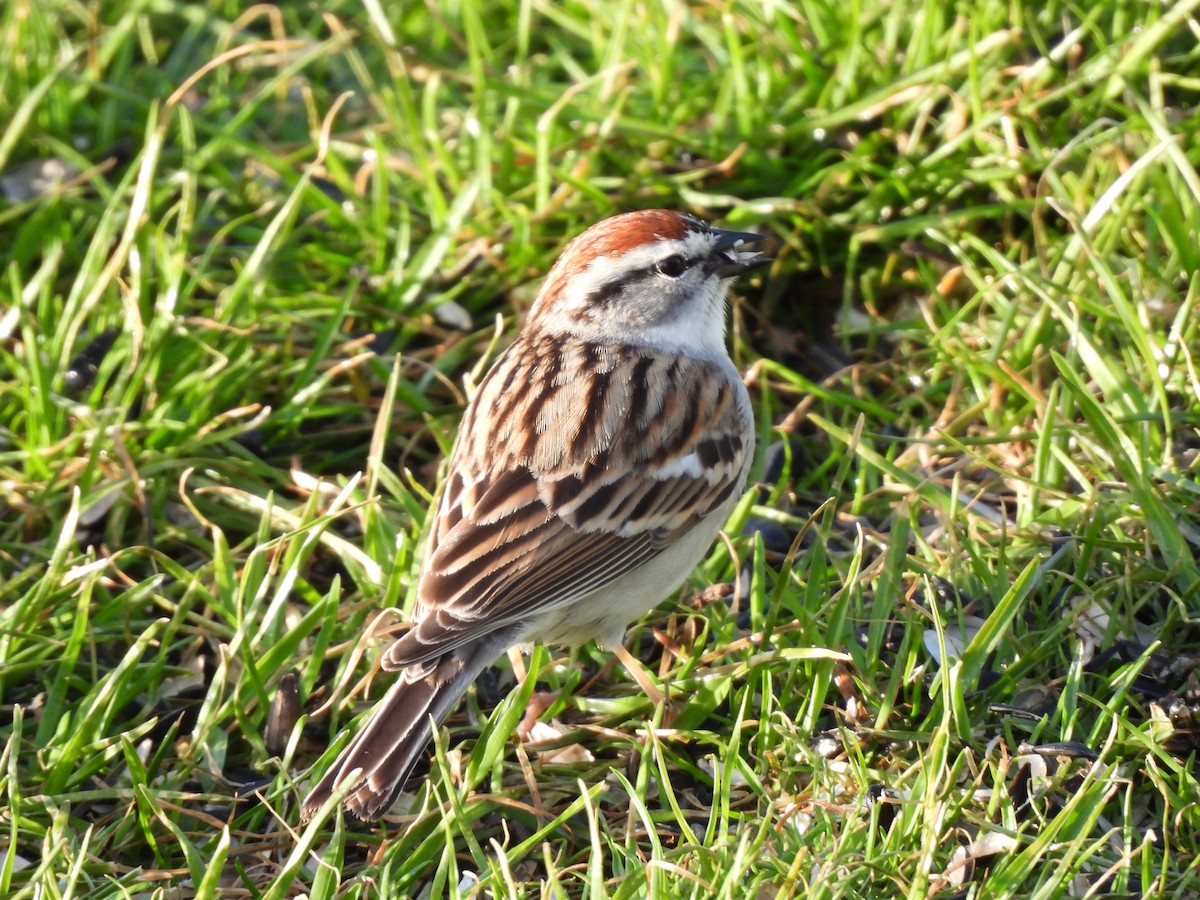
(302, 209, 768, 821)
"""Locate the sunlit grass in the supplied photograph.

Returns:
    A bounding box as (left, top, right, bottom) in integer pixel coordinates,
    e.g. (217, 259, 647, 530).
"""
(1, 0, 1198, 896)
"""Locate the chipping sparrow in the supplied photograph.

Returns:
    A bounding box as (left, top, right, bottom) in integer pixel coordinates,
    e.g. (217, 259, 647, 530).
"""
(302, 209, 767, 821)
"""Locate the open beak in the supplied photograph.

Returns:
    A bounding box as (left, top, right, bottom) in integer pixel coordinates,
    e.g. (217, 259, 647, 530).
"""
(708, 227, 771, 278)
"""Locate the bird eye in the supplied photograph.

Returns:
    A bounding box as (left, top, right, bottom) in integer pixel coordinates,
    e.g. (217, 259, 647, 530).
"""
(655, 255, 687, 278)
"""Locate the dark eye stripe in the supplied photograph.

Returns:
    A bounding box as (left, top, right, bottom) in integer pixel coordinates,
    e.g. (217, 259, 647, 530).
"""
(586, 279, 625, 305)
(586, 257, 697, 304)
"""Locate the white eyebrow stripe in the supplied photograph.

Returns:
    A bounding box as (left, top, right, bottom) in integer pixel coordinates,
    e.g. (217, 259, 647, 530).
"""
(678, 228, 718, 257)
(566, 233, 712, 305)
(579, 229, 716, 280)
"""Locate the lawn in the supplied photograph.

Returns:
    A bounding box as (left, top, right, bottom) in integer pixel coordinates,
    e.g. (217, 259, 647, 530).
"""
(1, 0, 1199, 896)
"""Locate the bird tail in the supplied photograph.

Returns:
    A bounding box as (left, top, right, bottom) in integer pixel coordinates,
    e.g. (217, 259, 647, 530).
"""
(301, 641, 500, 821)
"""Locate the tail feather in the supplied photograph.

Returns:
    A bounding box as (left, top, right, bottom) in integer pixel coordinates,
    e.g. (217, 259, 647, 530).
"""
(302, 639, 501, 821)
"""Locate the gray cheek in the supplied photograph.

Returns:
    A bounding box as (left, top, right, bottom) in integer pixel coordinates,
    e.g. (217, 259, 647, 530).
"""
(616, 278, 692, 328)
(634, 296, 681, 327)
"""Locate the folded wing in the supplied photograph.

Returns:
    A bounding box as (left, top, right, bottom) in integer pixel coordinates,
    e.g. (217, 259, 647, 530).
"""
(383, 337, 749, 670)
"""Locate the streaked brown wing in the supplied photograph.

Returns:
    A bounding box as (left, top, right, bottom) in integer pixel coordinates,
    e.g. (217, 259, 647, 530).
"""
(383, 336, 748, 670)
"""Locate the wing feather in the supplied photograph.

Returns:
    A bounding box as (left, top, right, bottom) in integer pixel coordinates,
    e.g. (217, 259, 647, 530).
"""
(383, 336, 749, 671)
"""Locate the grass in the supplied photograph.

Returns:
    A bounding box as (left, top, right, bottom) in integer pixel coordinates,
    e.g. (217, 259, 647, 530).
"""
(2, 0, 1199, 895)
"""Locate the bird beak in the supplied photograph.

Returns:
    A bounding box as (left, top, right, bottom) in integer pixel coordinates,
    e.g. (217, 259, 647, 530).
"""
(709, 228, 771, 278)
